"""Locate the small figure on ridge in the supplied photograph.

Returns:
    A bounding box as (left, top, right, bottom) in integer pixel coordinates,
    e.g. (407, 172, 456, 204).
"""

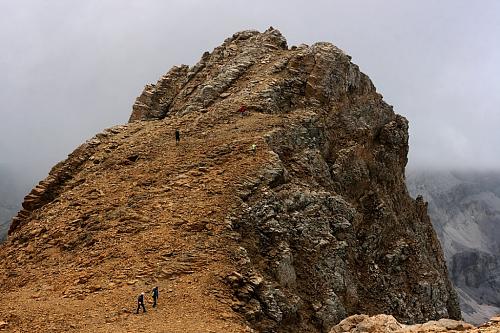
(238, 105, 247, 117)
(152, 286, 159, 308)
(136, 292, 146, 314)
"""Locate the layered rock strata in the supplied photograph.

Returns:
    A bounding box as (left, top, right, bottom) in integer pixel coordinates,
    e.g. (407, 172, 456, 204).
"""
(1, 28, 460, 332)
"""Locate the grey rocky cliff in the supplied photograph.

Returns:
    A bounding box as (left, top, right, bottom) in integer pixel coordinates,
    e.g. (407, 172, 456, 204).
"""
(129, 28, 460, 331)
(407, 170, 500, 325)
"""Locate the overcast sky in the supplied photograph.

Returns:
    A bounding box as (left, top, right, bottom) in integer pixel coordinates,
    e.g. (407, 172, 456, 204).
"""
(1, 0, 499, 185)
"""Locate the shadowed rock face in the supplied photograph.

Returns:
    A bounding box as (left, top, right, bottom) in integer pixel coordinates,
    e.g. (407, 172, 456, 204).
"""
(407, 171, 500, 325)
(2, 29, 459, 332)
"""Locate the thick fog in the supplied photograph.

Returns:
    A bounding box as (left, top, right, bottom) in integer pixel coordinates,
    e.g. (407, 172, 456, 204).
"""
(1, 0, 499, 186)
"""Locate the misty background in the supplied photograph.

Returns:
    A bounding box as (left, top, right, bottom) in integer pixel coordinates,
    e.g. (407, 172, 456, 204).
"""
(1, 0, 499, 189)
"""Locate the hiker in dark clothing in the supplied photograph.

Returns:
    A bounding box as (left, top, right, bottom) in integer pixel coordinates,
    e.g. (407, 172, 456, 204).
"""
(175, 129, 180, 144)
(136, 292, 146, 314)
(152, 286, 159, 308)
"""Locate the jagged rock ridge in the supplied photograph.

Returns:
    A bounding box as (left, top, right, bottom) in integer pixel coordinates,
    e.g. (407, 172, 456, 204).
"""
(1, 28, 459, 332)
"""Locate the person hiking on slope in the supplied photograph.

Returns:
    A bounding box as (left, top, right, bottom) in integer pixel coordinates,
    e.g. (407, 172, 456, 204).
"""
(238, 105, 247, 116)
(251, 143, 257, 155)
(152, 286, 159, 308)
(175, 129, 180, 144)
(136, 292, 146, 314)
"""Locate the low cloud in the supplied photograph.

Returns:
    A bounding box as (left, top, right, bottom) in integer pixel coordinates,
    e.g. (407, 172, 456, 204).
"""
(1, 0, 499, 184)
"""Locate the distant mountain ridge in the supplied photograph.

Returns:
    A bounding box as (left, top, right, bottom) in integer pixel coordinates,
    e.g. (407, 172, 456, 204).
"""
(407, 170, 500, 324)
(0, 165, 28, 241)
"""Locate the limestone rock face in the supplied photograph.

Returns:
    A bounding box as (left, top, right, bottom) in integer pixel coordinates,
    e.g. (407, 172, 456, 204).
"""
(2, 28, 459, 332)
(330, 314, 488, 333)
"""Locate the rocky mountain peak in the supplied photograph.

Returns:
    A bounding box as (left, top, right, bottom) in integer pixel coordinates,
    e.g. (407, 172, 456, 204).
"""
(129, 27, 370, 123)
(0, 29, 461, 332)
